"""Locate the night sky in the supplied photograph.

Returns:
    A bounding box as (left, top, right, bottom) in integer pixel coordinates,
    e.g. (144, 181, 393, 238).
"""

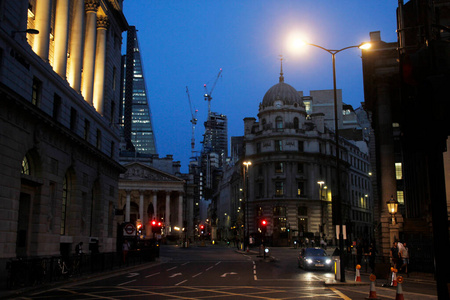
(123, 1, 399, 172)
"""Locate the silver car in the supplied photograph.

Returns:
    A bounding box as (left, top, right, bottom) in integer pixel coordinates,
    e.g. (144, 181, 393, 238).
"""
(298, 247, 332, 271)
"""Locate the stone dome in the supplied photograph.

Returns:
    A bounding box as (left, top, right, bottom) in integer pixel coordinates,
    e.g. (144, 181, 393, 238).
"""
(262, 80, 302, 107)
(261, 64, 302, 107)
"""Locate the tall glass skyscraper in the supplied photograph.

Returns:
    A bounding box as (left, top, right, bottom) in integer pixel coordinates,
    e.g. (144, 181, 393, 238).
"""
(121, 26, 157, 155)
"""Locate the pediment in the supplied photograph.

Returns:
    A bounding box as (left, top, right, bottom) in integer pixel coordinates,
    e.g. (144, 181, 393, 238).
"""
(121, 162, 184, 182)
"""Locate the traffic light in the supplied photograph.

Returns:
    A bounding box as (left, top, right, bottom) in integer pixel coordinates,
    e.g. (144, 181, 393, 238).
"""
(200, 224, 205, 234)
(260, 219, 268, 234)
(136, 221, 142, 235)
(151, 220, 163, 234)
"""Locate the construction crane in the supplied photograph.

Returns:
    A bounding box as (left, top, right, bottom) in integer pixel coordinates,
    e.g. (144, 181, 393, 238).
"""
(186, 86, 198, 157)
(203, 68, 223, 118)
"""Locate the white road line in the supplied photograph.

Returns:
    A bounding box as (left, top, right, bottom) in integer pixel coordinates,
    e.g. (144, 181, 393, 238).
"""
(254, 275, 258, 280)
(181, 262, 189, 266)
(175, 279, 187, 286)
(167, 266, 178, 271)
(215, 261, 221, 265)
(206, 266, 214, 271)
(145, 272, 160, 278)
(117, 279, 136, 286)
(192, 272, 203, 278)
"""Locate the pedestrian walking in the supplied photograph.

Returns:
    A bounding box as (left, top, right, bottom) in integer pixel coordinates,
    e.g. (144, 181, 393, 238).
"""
(368, 242, 377, 272)
(399, 242, 409, 276)
(390, 241, 399, 269)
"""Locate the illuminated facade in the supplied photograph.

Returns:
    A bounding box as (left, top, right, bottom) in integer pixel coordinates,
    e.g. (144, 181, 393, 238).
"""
(0, 0, 128, 280)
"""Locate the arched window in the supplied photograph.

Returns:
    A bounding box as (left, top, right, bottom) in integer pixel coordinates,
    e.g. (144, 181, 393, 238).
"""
(61, 174, 69, 235)
(22, 156, 30, 175)
(293, 117, 299, 129)
(275, 116, 283, 130)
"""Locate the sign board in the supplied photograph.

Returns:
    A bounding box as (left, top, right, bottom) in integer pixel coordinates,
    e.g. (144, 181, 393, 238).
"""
(335, 225, 347, 239)
(123, 223, 136, 237)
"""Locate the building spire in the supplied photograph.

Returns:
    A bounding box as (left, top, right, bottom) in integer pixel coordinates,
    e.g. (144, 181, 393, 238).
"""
(279, 55, 284, 83)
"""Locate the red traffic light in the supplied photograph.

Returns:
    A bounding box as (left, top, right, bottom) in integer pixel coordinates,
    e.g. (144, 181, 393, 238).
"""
(200, 225, 204, 229)
(261, 219, 267, 226)
(151, 220, 156, 226)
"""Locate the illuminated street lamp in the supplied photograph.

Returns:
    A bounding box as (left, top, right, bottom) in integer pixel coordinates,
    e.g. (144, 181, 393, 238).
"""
(292, 38, 371, 282)
(386, 195, 399, 225)
(243, 161, 252, 251)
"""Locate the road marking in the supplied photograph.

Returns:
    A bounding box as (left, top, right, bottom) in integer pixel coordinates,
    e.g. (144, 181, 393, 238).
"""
(215, 261, 221, 265)
(329, 287, 352, 300)
(127, 272, 139, 278)
(145, 272, 160, 278)
(117, 279, 136, 286)
(220, 272, 237, 277)
(167, 266, 178, 271)
(206, 266, 214, 271)
(181, 262, 189, 266)
(169, 273, 182, 278)
(175, 280, 187, 286)
(192, 272, 202, 278)
(254, 275, 257, 280)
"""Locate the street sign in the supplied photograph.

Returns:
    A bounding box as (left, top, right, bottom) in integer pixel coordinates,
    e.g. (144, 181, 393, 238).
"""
(123, 223, 136, 236)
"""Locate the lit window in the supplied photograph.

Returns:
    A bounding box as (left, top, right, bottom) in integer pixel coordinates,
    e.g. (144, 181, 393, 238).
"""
(397, 191, 404, 204)
(275, 162, 284, 173)
(395, 163, 402, 180)
(275, 182, 284, 196)
(22, 156, 30, 175)
(276, 116, 283, 130)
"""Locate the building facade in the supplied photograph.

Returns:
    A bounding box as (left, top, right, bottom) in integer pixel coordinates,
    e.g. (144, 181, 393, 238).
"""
(215, 67, 373, 247)
(0, 0, 128, 280)
(121, 26, 157, 155)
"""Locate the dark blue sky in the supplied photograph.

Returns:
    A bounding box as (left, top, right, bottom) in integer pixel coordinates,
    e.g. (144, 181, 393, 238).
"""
(123, 1, 398, 173)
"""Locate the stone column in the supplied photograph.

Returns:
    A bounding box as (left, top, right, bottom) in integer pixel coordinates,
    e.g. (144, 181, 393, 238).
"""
(139, 190, 144, 220)
(68, 0, 85, 91)
(125, 190, 131, 223)
(152, 193, 157, 220)
(178, 194, 183, 227)
(33, 0, 52, 61)
(81, 0, 99, 105)
(93, 16, 109, 114)
(165, 192, 171, 232)
(53, 0, 70, 78)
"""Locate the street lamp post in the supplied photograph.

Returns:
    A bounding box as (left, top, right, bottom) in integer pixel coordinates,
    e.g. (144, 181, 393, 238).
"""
(301, 41, 371, 282)
(243, 161, 252, 251)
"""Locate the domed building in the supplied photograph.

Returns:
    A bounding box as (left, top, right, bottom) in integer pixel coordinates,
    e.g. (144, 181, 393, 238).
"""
(237, 63, 372, 247)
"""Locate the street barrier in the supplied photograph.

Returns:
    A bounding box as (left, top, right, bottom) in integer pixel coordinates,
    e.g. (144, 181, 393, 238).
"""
(366, 274, 379, 299)
(395, 276, 404, 300)
(355, 264, 361, 282)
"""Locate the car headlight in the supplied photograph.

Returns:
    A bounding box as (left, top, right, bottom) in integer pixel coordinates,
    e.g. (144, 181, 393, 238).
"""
(325, 259, 332, 264)
(306, 258, 313, 264)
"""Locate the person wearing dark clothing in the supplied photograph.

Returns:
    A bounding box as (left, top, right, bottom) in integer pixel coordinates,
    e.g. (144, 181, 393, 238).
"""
(368, 243, 377, 272)
(390, 241, 399, 269)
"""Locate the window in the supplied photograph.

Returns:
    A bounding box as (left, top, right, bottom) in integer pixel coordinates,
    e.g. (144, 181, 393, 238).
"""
(395, 162, 402, 180)
(397, 191, 404, 204)
(256, 142, 261, 153)
(275, 116, 283, 130)
(84, 119, 90, 141)
(257, 182, 264, 198)
(96, 129, 102, 149)
(275, 181, 284, 196)
(298, 206, 308, 216)
(21, 156, 30, 175)
(297, 163, 304, 173)
(110, 101, 116, 124)
(293, 117, 299, 129)
(61, 174, 69, 235)
(297, 181, 305, 196)
(304, 100, 311, 114)
(275, 140, 282, 151)
(110, 141, 115, 157)
(273, 206, 286, 216)
(275, 162, 284, 173)
(298, 141, 304, 152)
(53, 93, 61, 120)
(70, 107, 77, 131)
(31, 77, 42, 106)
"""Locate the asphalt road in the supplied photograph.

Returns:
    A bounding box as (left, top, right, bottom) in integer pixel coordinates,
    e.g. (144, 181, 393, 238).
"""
(10, 244, 438, 300)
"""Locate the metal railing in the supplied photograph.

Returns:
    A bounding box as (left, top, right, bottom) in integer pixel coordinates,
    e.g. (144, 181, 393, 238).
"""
(5, 248, 158, 290)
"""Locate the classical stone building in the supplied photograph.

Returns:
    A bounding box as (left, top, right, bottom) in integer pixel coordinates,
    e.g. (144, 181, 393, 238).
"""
(0, 0, 128, 279)
(215, 66, 372, 247)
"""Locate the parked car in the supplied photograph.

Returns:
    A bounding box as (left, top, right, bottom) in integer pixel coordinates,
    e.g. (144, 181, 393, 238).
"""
(298, 247, 332, 271)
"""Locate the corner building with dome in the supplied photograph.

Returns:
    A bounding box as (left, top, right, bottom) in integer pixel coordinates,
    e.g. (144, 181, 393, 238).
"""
(240, 67, 372, 247)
